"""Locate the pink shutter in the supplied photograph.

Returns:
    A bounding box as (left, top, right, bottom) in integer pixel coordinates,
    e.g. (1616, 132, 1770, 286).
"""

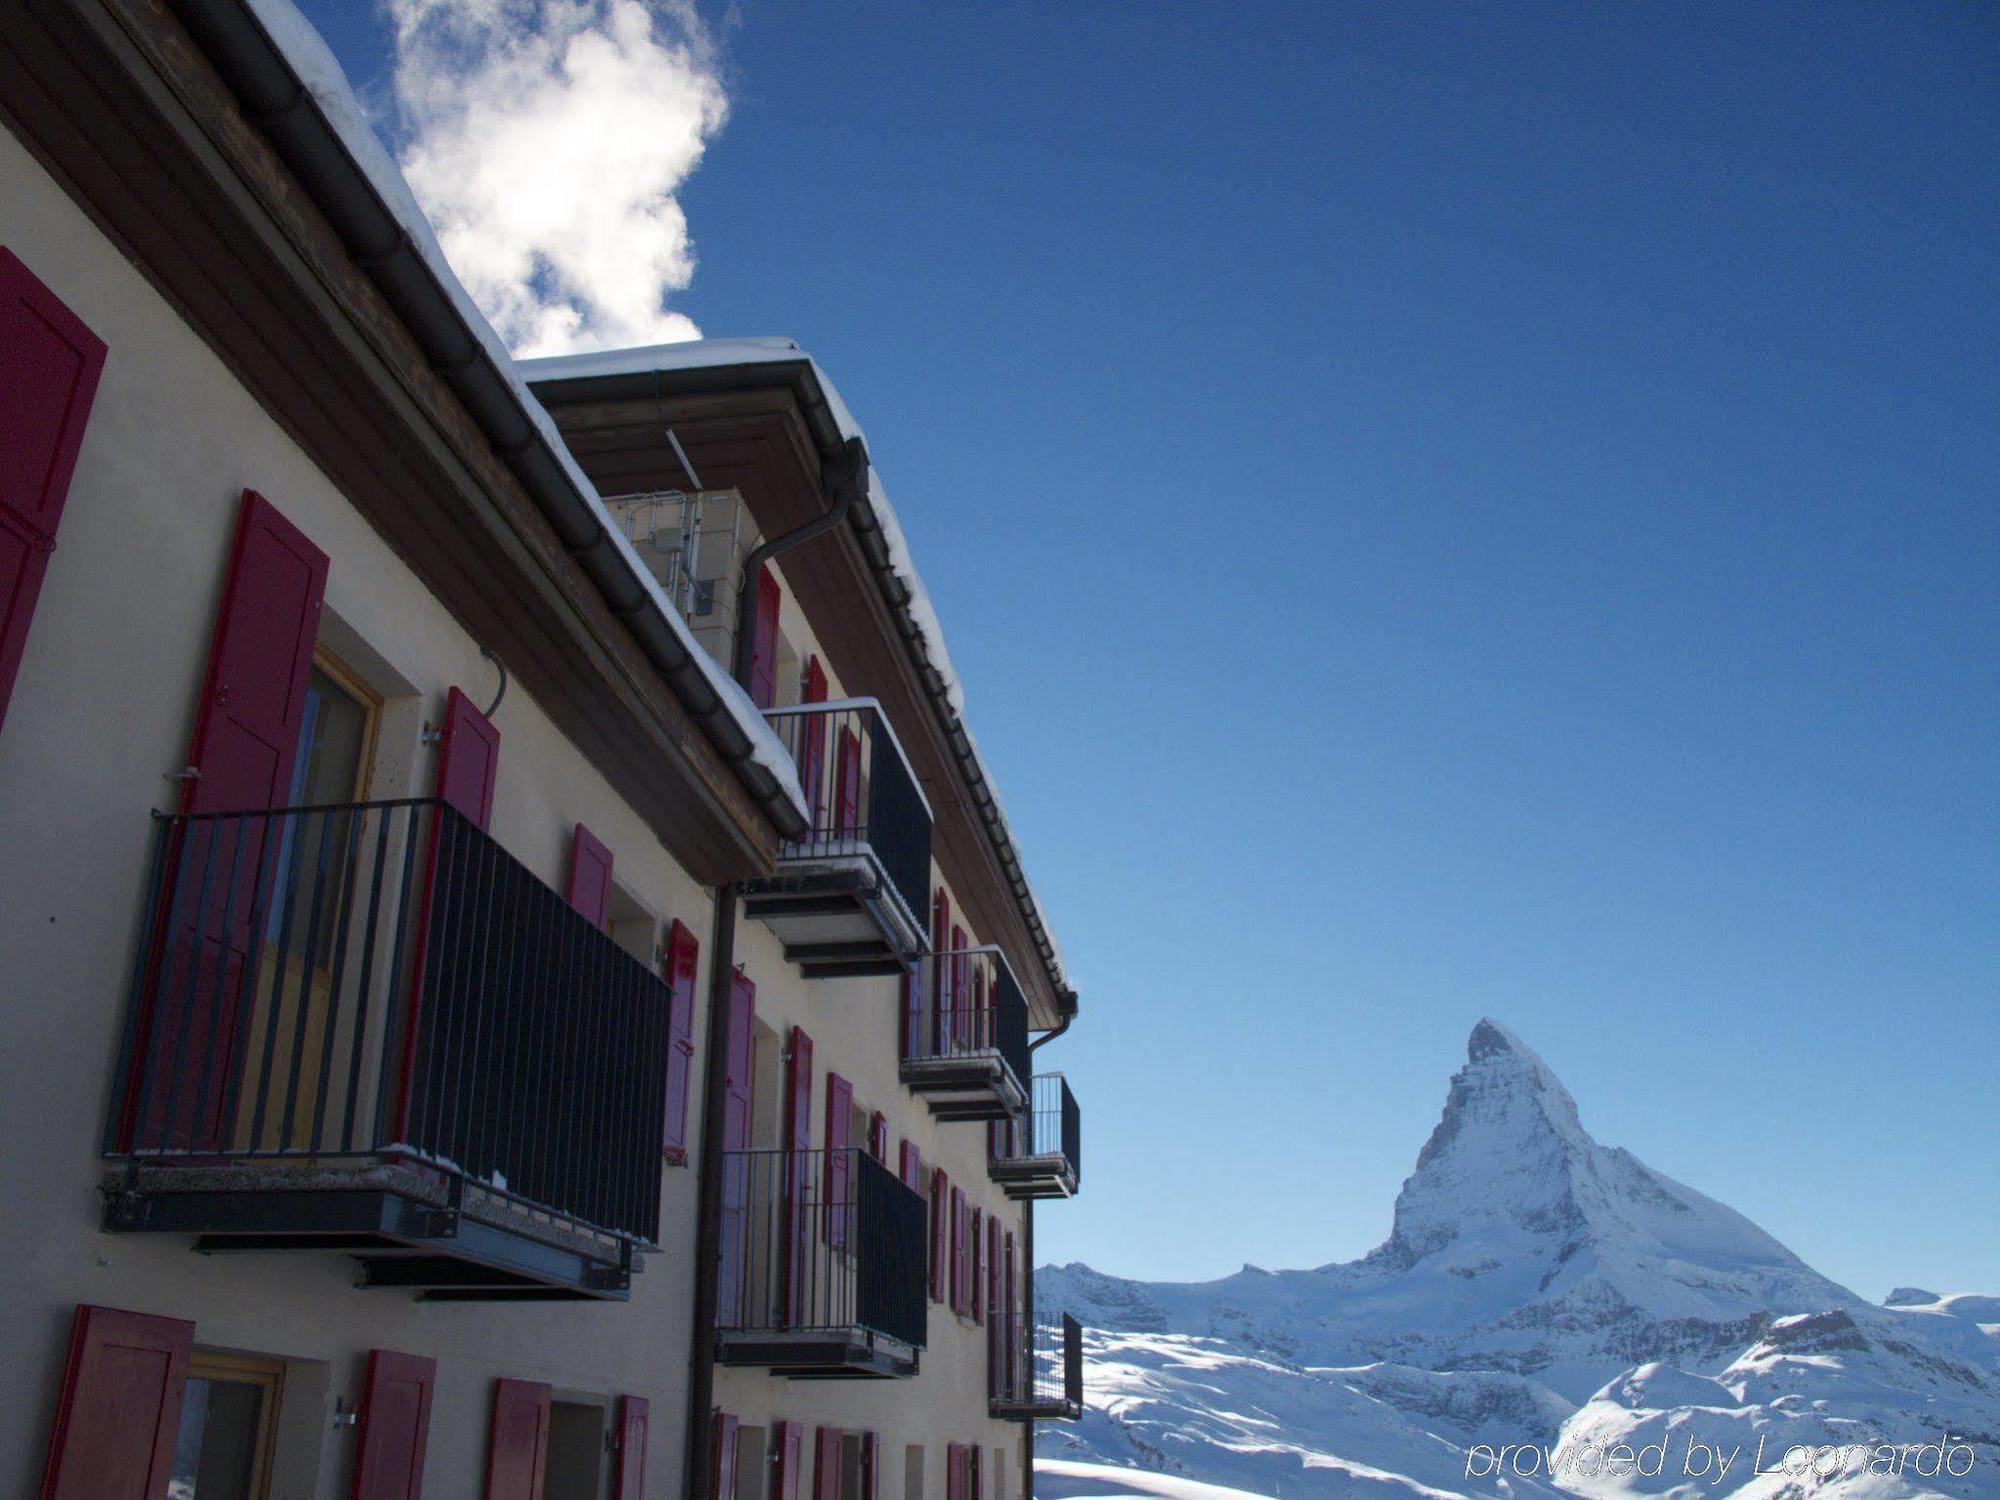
(899, 1140, 923, 1191)
(1004, 1232, 1019, 1398)
(783, 1026, 815, 1326)
(970, 1208, 985, 1325)
(799, 655, 828, 823)
(124, 487, 329, 1154)
(0, 248, 107, 734)
(660, 919, 699, 1164)
(987, 1215, 1004, 1392)
(35, 1304, 193, 1500)
(772, 1421, 804, 1500)
(711, 1411, 739, 1500)
(716, 970, 756, 1326)
(927, 891, 951, 1057)
(947, 926, 968, 1051)
(749, 565, 781, 710)
(951, 1186, 969, 1315)
(436, 686, 501, 830)
(565, 823, 614, 929)
(483, 1379, 551, 1500)
(832, 725, 862, 832)
(813, 1427, 843, 1500)
(352, 1350, 436, 1500)
(929, 1168, 949, 1302)
(824, 1072, 854, 1249)
(610, 1395, 648, 1500)
(860, 1432, 880, 1500)
(945, 1444, 965, 1500)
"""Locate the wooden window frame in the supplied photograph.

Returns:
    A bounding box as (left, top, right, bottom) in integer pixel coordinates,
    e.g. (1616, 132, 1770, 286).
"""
(185, 1349, 285, 1500)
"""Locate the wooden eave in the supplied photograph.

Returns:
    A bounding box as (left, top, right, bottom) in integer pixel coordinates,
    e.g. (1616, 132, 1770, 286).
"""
(538, 388, 1070, 1029)
(0, 0, 781, 883)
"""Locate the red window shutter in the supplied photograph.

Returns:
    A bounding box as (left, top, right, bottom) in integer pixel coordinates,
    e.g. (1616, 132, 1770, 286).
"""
(127, 488, 330, 1152)
(783, 1026, 815, 1326)
(987, 1215, 1004, 1392)
(899, 1140, 922, 1192)
(902, 966, 925, 1061)
(436, 685, 501, 830)
(352, 1349, 436, 1500)
(483, 1378, 551, 1500)
(565, 823, 614, 929)
(35, 1303, 193, 1500)
(860, 1432, 880, 1500)
(969, 1445, 982, 1500)
(711, 1411, 739, 1500)
(929, 1167, 949, 1302)
(1004, 1232, 1019, 1398)
(749, 564, 781, 709)
(716, 969, 756, 1326)
(0, 248, 107, 735)
(945, 1444, 965, 1500)
(970, 1208, 985, 1325)
(799, 654, 828, 822)
(951, 1186, 969, 1315)
(947, 926, 969, 1049)
(813, 1427, 843, 1500)
(868, 1110, 888, 1159)
(661, 919, 700, 1164)
(610, 1395, 648, 1500)
(772, 1420, 804, 1500)
(182, 489, 330, 817)
(832, 725, 862, 832)
(824, 1071, 854, 1249)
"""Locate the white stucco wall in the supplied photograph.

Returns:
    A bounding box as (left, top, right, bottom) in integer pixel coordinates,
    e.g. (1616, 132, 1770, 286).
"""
(0, 123, 716, 1497)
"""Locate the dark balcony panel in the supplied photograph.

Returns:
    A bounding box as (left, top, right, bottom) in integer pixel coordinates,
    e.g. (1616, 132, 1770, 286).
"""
(900, 948, 1030, 1121)
(990, 1072, 1081, 1200)
(716, 1148, 927, 1378)
(750, 701, 931, 976)
(101, 800, 670, 1299)
(992, 1313, 1085, 1421)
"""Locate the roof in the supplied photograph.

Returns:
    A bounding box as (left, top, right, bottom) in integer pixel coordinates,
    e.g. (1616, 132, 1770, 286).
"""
(190, 0, 809, 833)
(524, 340, 1076, 1013)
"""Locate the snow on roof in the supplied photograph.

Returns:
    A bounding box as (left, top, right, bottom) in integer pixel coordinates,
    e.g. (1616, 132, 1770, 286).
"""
(238, 0, 804, 817)
(522, 340, 1072, 994)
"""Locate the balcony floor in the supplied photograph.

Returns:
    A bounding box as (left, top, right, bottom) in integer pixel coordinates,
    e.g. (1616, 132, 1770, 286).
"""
(991, 1396, 1084, 1422)
(100, 1159, 635, 1300)
(990, 1155, 1080, 1200)
(743, 860, 922, 977)
(902, 1053, 1027, 1122)
(716, 1326, 919, 1380)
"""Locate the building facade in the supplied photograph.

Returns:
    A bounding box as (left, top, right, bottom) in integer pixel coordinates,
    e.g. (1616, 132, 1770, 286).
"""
(0, 1, 1083, 1497)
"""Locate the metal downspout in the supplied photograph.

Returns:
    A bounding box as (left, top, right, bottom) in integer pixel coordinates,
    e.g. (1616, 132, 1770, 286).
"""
(682, 886, 739, 1500)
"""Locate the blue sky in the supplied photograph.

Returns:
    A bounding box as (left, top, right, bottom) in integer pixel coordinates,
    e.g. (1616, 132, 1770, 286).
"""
(301, 1, 1998, 1299)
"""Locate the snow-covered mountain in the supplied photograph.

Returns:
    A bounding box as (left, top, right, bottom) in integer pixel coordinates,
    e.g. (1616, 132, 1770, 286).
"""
(1035, 1021, 1997, 1498)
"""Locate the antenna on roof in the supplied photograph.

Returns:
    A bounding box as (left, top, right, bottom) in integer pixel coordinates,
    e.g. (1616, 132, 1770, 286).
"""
(666, 428, 702, 492)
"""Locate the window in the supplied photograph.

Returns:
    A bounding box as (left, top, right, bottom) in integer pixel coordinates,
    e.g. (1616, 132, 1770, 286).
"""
(170, 1352, 283, 1500)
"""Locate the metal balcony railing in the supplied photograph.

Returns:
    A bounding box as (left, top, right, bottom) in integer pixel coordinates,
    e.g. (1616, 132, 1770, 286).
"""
(762, 699, 932, 927)
(990, 1073, 1082, 1199)
(901, 947, 1031, 1120)
(716, 1147, 928, 1359)
(993, 1314, 1085, 1420)
(105, 799, 670, 1246)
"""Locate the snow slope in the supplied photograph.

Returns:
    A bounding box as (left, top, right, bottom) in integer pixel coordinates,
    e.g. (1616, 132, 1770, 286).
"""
(1038, 1021, 1997, 1499)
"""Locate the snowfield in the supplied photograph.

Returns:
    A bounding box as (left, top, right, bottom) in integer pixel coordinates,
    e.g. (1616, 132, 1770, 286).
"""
(1037, 1022, 1997, 1499)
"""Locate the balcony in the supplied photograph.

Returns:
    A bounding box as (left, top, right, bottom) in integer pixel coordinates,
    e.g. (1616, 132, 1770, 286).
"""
(715, 1147, 928, 1378)
(100, 800, 670, 1300)
(990, 1073, 1081, 1200)
(749, 700, 931, 977)
(901, 947, 1030, 1122)
(992, 1314, 1085, 1421)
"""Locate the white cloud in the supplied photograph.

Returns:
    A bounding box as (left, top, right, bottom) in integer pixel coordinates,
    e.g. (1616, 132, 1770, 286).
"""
(388, 0, 727, 356)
